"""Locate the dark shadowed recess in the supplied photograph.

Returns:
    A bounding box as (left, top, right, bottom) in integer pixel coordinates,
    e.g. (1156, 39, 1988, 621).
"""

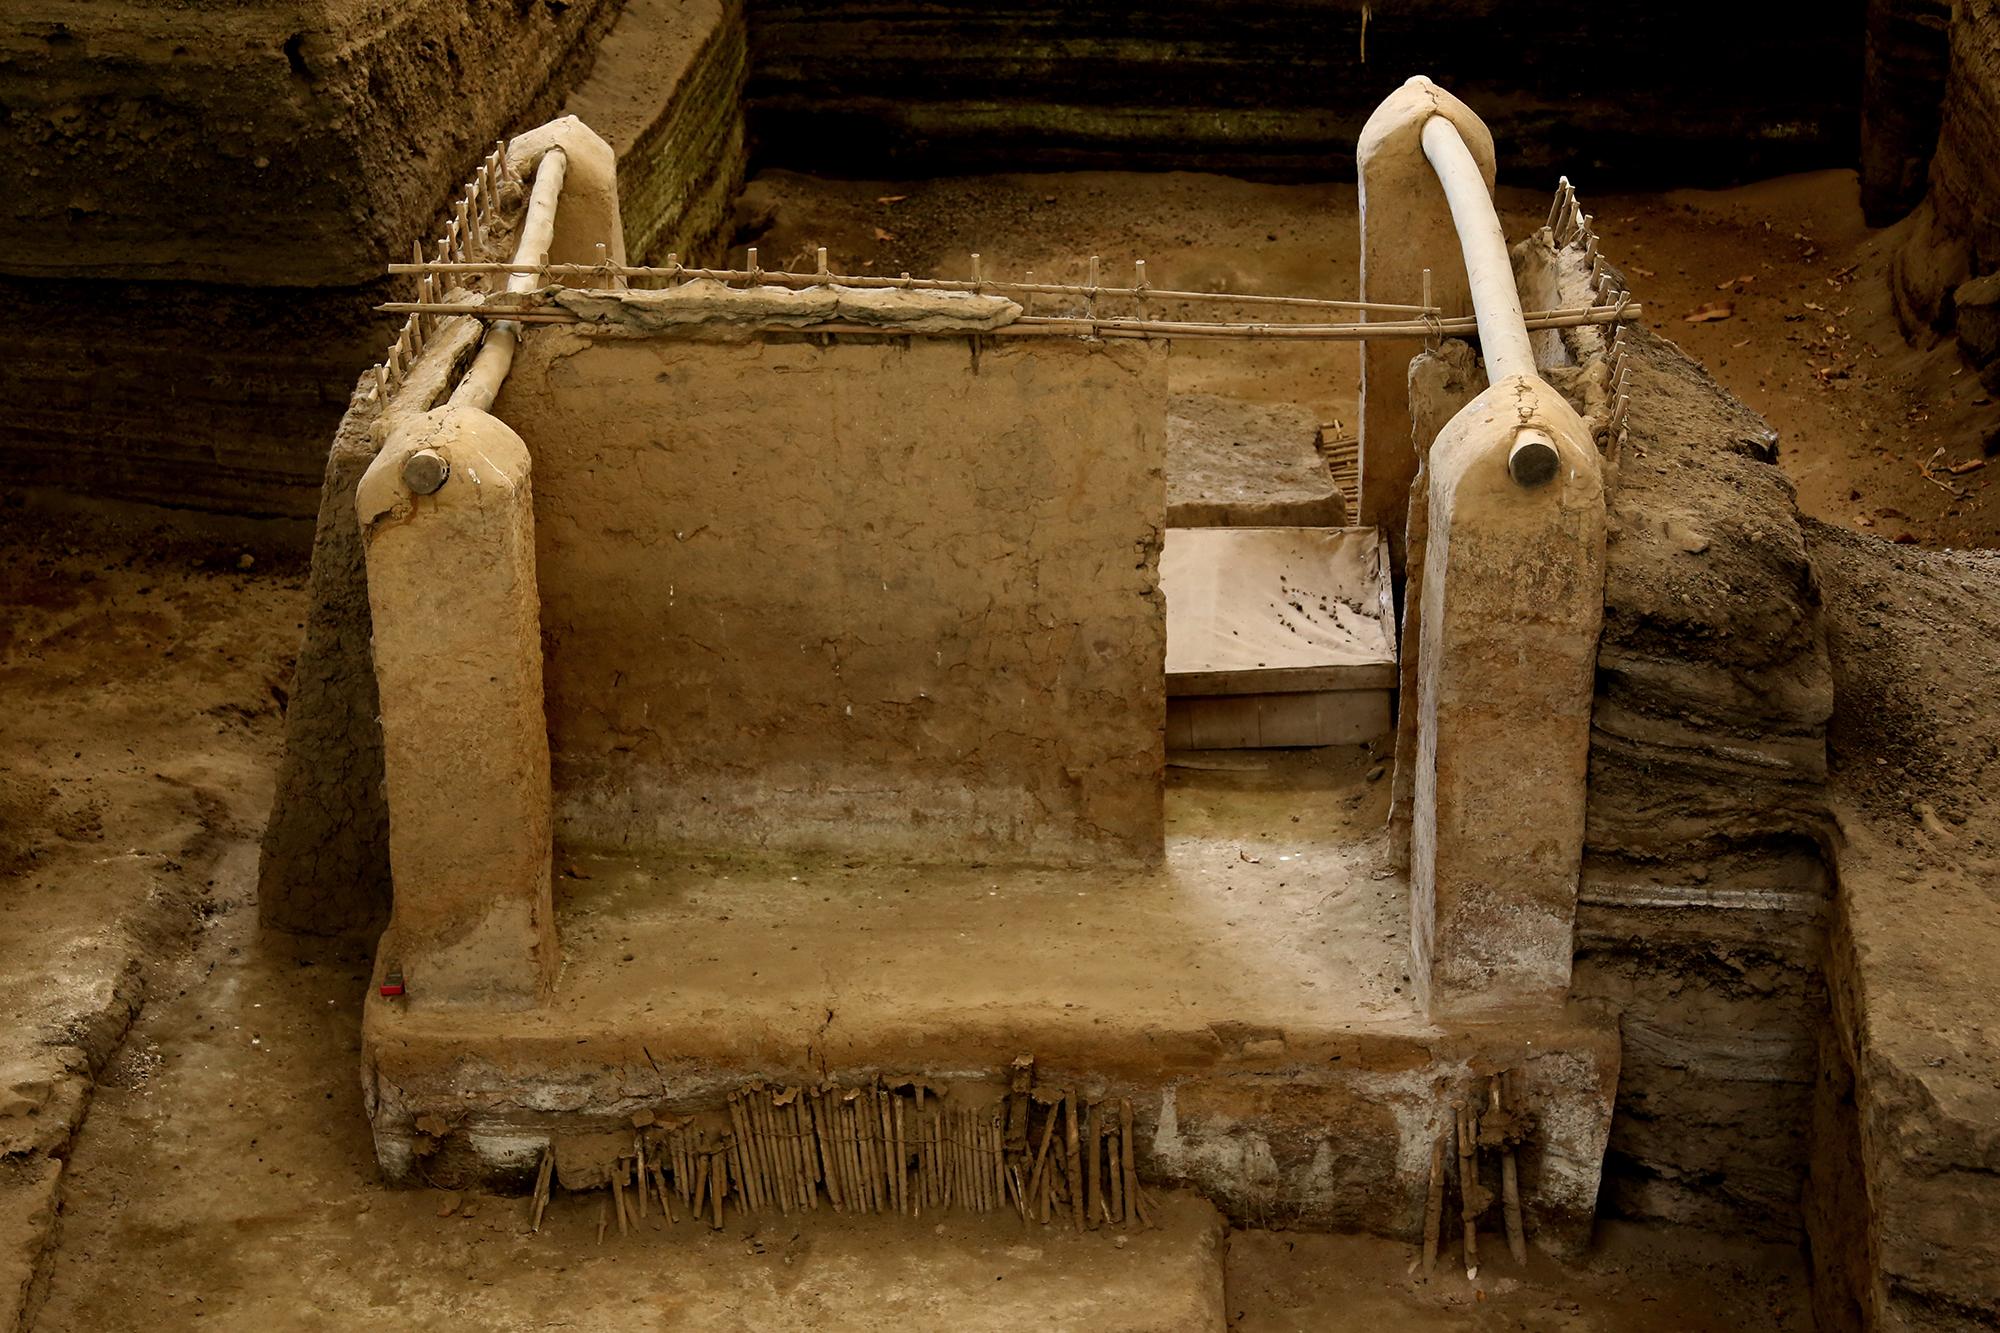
(744, 0, 1866, 185)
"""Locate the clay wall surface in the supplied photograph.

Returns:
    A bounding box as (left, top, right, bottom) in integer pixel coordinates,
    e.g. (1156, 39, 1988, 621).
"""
(1577, 327, 1836, 1238)
(492, 332, 1168, 865)
(745, 0, 1862, 184)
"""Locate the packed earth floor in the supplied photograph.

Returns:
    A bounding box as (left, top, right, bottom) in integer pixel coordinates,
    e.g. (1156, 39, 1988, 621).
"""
(4, 162, 1990, 1329)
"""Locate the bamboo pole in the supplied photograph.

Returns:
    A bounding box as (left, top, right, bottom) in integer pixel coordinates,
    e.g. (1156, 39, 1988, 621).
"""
(634, 1137, 647, 1220)
(1118, 1100, 1140, 1232)
(892, 1090, 908, 1216)
(810, 1090, 845, 1212)
(727, 1092, 762, 1213)
(1063, 1093, 1084, 1234)
(655, 1160, 676, 1224)
(375, 301, 1642, 343)
(1422, 1130, 1447, 1271)
(383, 259, 1443, 315)
(529, 1145, 554, 1234)
(1456, 1103, 1479, 1280)
(1085, 1101, 1102, 1229)
(1493, 1076, 1528, 1266)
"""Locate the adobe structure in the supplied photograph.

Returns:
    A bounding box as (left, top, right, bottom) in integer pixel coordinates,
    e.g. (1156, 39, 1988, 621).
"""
(240, 49, 1999, 1331)
(12, 3, 2000, 1329)
(278, 87, 1623, 1248)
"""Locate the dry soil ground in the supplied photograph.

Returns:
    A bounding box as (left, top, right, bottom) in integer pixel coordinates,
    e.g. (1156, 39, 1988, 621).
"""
(4, 164, 1973, 1329)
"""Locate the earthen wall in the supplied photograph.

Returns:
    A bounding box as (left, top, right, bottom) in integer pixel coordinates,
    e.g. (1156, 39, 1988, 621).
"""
(491, 331, 1169, 865)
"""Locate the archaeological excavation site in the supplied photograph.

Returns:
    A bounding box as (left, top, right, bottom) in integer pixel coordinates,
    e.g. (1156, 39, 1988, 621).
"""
(7, 1, 2000, 1328)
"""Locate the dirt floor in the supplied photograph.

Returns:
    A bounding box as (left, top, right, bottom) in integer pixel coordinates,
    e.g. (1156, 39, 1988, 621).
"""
(9, 164, 1977, 1327)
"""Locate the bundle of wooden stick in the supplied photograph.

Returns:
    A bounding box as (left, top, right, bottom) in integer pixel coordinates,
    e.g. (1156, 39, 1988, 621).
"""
(1420, 1071, 1536, 1279)
(525, 1065, 1160, 1237)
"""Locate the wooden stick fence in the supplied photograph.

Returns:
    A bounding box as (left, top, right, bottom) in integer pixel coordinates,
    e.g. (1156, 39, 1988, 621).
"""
(374, 297, 1640, 343)
(528, 1075, 1159, 1237)
(385, 258, 1442, 317)
(1319, 427, 1359, 517)
(367, 160, 1646, 395)
(1547, 176, 1640, 441)
(368, 141, 515, 405)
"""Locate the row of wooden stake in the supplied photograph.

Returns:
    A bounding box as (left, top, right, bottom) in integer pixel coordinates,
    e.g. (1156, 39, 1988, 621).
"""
(370, 141, 515, 405)
(1551, 176, 1640, 443)
(527, 1081, 1158, 1238)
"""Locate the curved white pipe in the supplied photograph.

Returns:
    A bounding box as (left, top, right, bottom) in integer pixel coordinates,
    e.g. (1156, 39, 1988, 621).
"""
(451, 146, 570, 412)
(1418, 115, 1536, 386)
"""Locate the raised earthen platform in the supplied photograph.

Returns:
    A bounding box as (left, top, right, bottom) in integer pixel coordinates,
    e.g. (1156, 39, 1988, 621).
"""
(363, 750, 1618, 1252)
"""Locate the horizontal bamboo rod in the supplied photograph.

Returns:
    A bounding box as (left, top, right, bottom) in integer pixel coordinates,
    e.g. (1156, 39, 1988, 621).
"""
(383, 260, 1441, 315)
(375, 300, 1640, 342)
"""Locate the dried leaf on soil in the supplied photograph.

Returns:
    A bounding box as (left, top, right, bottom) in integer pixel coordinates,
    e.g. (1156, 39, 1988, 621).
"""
(1683, 301, 1734, 324)
(872, 227, 896, 242)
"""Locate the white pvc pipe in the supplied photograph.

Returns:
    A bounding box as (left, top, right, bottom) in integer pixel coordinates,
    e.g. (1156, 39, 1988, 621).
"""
(451, 147, 570, 411)
(1419, 116, 1536, 386)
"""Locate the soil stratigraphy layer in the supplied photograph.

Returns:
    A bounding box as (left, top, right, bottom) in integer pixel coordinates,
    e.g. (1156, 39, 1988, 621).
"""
(746, 0, 1861, 185)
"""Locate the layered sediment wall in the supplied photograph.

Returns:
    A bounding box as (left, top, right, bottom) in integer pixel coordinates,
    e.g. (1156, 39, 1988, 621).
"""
(745, 0, 1862, 183)
(1891, 0, 2000, 361)
(1, 0, 1879, 516)
(0, 0, 746, 518)
(564, 0, 749, 265)
(1576, 327, 1836, 1239)
(1803, 525, 2000, 1332)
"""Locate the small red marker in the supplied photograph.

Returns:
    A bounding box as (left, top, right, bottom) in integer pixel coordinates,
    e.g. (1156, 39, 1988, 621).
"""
(380, 969, 406, 998)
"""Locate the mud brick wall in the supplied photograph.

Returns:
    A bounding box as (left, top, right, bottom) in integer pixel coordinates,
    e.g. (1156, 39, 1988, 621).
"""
(745, 0, 1863, 184)
(493, 332, 1168, 865)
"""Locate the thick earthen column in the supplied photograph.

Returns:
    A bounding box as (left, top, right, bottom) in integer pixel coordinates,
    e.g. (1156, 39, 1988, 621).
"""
(1356, 76, 1495, 570)
(357, 404, 556, 1006)
(1409, 374, 1605, 1019)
